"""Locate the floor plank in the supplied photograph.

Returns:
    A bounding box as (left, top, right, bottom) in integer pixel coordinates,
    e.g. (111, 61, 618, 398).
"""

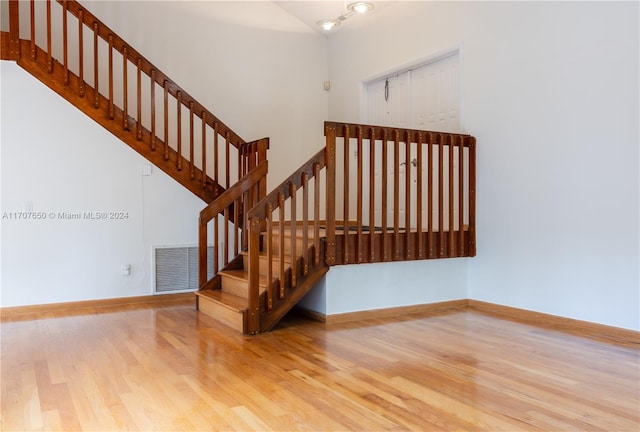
(1, 299, 638, 431)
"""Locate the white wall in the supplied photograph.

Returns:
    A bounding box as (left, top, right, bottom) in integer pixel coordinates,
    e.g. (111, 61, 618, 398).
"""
(299, 258, 468, 315)
(1, 61, 206, 306)
(326, 1, 639, 330)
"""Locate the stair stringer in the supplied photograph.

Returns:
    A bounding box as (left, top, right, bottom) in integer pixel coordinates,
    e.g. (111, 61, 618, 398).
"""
(259, 242, 329, 333)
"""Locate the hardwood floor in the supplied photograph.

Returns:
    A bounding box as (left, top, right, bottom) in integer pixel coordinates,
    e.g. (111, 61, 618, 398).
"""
(2, 297, 638, 431)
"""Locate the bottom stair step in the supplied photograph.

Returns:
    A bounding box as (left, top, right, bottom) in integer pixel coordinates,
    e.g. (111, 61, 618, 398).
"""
(196, 290, 247, 333)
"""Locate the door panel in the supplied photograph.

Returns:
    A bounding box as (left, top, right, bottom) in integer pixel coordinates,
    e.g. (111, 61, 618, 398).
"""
(411, 54, 460, 133)
(365, 73, 410, 128)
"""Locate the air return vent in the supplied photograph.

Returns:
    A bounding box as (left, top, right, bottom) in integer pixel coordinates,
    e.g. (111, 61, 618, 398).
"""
(153, 245, 215, 293)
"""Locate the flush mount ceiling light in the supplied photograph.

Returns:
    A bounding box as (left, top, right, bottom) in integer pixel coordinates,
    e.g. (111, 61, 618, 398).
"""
(316, 19, 340, 31)
(317, 2, 374, 31)
(347, 2, 374, 14)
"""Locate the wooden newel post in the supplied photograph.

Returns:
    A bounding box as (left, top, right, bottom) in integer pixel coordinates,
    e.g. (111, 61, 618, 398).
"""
(247, 217, 261, 334)
(325, 123, 337, 266)
(8, 0, 21, 60)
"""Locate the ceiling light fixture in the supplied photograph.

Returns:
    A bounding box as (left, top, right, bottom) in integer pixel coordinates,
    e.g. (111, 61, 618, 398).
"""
(347, 2, 374, 14)
(317, 2, 374, 31)
(317, 19, 340, 31)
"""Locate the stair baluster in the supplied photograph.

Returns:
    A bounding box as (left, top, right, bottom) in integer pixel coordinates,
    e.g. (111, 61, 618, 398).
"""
(189, 102, 195, 179)
(122, 46, 128, 130)
(47, 0, 52, 72)
(201, 112, 207, 188)
(30, 1, 35, 60)
(438, 132, 445, 257)
(78, 10, 84, 97)
(405, 130, 412, 258)
(381, 129, 388, 261)
(108, 34, 113, 119)
(163, 81, 168, 159)
(136, 59, 142, 139)
(343, 126, 350, 264)
(369, 126, 376, 262)
(63, 1, 68, 85)
(176, 91, 182, 170)
(93, 22, 98, 108)
(427, 132, 434, 257)
(150, 70, 156, 149)
(416, 132, 423, 258)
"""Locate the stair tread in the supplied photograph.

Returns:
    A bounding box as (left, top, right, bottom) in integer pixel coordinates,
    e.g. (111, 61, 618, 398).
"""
(196, 290, 247, 312)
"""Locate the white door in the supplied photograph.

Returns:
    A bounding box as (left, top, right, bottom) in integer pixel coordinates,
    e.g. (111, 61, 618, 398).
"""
(365, 52, 460, 230)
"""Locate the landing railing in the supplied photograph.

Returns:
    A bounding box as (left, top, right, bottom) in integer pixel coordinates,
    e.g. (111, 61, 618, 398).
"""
(4, 0, 254, 200)
(324, 121, 476, 265)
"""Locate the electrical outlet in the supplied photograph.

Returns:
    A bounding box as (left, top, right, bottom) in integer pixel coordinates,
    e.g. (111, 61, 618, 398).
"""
(122, 264, 131, 276)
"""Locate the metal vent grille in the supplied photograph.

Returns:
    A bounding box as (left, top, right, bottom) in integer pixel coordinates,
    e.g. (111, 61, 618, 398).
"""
(154, 246, 214, 293)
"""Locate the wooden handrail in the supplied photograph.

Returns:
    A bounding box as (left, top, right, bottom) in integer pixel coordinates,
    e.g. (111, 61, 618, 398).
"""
(326, 121, 474, 145)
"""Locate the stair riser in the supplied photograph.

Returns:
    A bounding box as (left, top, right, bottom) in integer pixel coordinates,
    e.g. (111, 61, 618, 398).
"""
(198, 297, 245, 332)
(242, 254, 289, 278)
(221, 276, 250, 299)
(267, 235, 307, 256)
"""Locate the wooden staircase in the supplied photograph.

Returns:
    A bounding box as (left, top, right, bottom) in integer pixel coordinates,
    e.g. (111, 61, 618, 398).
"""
(2, 0, 477, 335)
(196, 226, 327, 333)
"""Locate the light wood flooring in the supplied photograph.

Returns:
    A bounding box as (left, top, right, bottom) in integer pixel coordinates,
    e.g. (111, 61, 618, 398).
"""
(2, 296, 638, 431)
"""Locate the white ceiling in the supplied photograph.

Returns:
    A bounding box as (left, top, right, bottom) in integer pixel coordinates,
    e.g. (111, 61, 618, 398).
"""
(274, 1, 395, 35)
